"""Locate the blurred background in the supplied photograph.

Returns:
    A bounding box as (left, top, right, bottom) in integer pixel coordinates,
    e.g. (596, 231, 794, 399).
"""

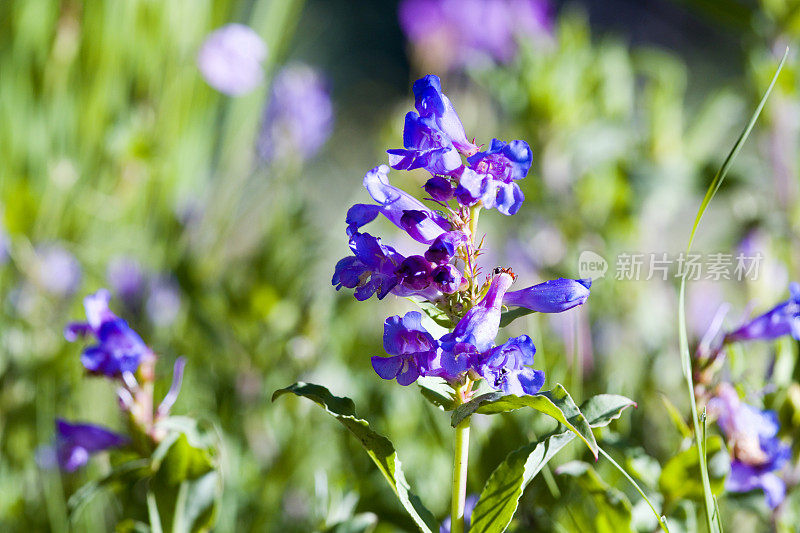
(2, 0, 800, 531)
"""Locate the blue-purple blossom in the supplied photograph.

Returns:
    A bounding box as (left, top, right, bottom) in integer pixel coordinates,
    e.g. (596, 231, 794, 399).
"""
(65, 289, 151, 377)
(333, 232, 404, 301)
(503, 278, 591, 313)
(456, 139, 532, 215)
(36, 244, 82, 296)
(371, 311, 438, 385)
(257, 63, 334, 161)
(478, 335, 544, 395)
(399, 0, 553, 71)
(197, 23, 267, 96)
(724, 283, 800, 344)
(347, 165, 450, 244)
(55, 419, 127, 472)
(412, 75, 478, 155)
(388, 112, 464, 176)
(708, 383, 791, 508)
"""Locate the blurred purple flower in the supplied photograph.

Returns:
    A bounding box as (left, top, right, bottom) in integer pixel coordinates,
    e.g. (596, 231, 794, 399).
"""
(36, 244, 82, 296)
(708, 383, 790, 508)
(65, 289, 151, 377)
(54, 419, 127, 471)
(0, 228, 8, 265)
(399, 0, 553, 70)
(107, 256, 145, 309)
(257, 63, 333, 161)
(197, 23, 267, 96)
(146, 277, 181, 327)
(725, 283, 800, 344)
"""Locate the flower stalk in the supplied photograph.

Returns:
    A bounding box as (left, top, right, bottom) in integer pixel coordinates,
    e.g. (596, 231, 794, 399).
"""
(451, 383, 471, 533)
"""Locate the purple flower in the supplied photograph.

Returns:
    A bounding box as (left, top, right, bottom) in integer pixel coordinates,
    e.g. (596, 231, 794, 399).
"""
(425, 231, 468, 263)
(371, 311, 438, 385)
(457, 139, 532, 215)
(432, 263, 463, 294)
(412, 75, 477, 155)
(725, 283, 800, 344)
(347, 165, 450, 244)
(333, 232, 404, 301)
(197, 23, 267, 96)
(257, 63, 334, 161)
(434, 272, 515, 380)
(55, 419, 127, 472)
(36, 244, 82, 296)
(387, 112, 463, 176)
(708, 383, 790, 508)
(399, 0, 553, 71)
(478, 335, 544, 396)
(107, 257, 145, 309)
(65, 289, 151, 377)
(503, 278, 591, 313)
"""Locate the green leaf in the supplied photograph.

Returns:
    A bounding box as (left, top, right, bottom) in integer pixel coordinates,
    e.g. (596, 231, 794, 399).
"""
(675, 49, 787, 533)
(556, 461, 633, 533)
(499, 307, 536, 328)
(273, 382, 438, 533)
(469, 394, 635, 533)
(659, 436, 727, 503)
(417, 377, 455, 411)
(451, 384, 598, 458)
(156, 433, 214, 486)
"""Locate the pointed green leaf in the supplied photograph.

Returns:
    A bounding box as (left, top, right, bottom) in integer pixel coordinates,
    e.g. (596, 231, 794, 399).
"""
(417, 377, 455, 411)
(273, 382, 438, 533)
(451, 384, 598, 458)
(469, 394, 635, 533)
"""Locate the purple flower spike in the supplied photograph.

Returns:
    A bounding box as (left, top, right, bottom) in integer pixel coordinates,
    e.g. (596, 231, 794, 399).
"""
(55, 419, 127, 472)
(725, 283, 800, 344)
(708, 383, 791, 508)
(353, 165, 450, 244)
(412, 75, 477, 155)
(479, 335, 544, 395)
(65, 289, 151, 377)
(371, 312, 438, 385)
(197, 24, 267, 96)
(504, 278, 591, 313)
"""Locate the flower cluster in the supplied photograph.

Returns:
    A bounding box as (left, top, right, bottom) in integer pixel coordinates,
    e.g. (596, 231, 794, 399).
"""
(708, 383, 791, 508)
(52, 290, 185, 471)
(333, 75, 591, 395)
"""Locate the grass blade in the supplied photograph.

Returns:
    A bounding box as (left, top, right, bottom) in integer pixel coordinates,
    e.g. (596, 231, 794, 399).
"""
(676, 48, 788, 533)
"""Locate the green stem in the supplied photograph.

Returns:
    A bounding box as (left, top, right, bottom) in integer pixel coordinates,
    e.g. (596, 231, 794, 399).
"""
(451, 385, 471, 533)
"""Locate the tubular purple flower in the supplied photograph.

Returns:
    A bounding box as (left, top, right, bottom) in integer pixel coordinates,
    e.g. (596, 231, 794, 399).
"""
(55, 419, 127, 472)
(197, 23, 267, 96)
(478, 335, 544, 395)
(445, 272, 514, 351)
(724, 283, 800, 344)
(387, 113, 463, 176)
(425, 231, 468, 263)
(332, 232, 404, 301)
(432, 264, 463, 294)
(424, 176, 455, 201)
(371, 312, 438, 385)
(348, 165, 450, 244)
(412, 75, 477, 155)
(503, 278, 592, 313)
(65, 289, 151, 377)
